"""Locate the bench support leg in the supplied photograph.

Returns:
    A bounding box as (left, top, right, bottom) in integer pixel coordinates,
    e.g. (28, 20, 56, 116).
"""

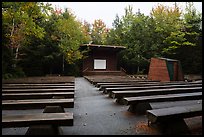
(116, 98, 125, 105)
(152, 119, 191, 135)
(25, 106, 65, 135)
(128, 103, 152, 115)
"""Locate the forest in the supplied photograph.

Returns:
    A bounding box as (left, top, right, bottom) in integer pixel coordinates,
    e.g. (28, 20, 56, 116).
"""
(2, 2, 202, 79)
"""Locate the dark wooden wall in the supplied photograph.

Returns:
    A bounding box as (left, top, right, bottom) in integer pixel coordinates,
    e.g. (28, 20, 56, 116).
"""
(82, 48, 119, 71)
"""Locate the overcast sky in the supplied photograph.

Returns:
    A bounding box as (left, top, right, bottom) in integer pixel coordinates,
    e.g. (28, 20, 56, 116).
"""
(47, 2, 202, 28)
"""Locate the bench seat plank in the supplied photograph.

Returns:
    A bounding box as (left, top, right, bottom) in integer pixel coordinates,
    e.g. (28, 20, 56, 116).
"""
(3, 83, 74, 86)
(92, 80, 160, 85)
(149, 100, 202, 110)
(2, 92, 74, 100)
(2, 99, 74, 110)
(123, 92, 202, 105)
(105, 83, 202, 93)
(96, 83, 132, 88)
(147, 104, 202, 123)
(2, 85, 74, 89)
(2, 88, 75, 93)
(103, 83, 197, 92)
(99, 85, 136, 91)
(111, 86, 202, 99)
(2, 113, 73, 128)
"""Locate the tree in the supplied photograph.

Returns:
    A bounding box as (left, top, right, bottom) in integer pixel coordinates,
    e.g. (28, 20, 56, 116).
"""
(171, 2, 202, 74)
(150, 3, 184, 56)
(2, 2, 47, 60)
(107, 6, 158, 74)
(91, 19, 110, 44)
(2, 2, 50, 78)
(55, 8, 89, 64)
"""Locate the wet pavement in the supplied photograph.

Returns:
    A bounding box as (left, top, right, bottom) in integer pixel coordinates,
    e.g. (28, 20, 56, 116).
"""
(62, 77, 150, 135)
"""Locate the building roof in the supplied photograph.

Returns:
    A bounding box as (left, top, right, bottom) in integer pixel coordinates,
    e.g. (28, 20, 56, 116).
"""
(80, 44, 126, 49)
(157, 57, 179, 62)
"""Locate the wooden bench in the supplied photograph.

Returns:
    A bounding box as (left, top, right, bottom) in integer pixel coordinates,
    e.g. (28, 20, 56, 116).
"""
(96, 81, 161, 88)
(2, 81, 75, 84)
(148, 99, 202, 112)
(100, 82, 200, 92)
(2, 83, 74, 86)
(2, 85, 74, 89)
(92, 80, 160, 85)
(2, 98, 74, 110)
(146, 104, 202, 134)
(105, 83, 202, 94)
(2, 88, 75, 93)
(96, 83, 132, 88)
(2, 92, 75, 100)
(2, 112, 74, 128)
(99, 84, 136, 91)
(122, 92, 202, 114)
(111, 86, 202, 103)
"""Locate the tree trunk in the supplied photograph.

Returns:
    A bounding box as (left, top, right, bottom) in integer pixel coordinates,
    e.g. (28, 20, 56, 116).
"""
(13, 46, 19, 68)
(62, 55, 64, 74)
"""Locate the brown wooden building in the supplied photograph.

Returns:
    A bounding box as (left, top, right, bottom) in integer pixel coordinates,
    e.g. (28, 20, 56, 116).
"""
(147, 57, 184, 82)
(80, 44, 126, 76)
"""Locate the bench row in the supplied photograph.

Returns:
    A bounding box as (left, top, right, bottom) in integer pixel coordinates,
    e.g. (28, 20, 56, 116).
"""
(2, 80, 76, 135)
(86, 76, 202, 135)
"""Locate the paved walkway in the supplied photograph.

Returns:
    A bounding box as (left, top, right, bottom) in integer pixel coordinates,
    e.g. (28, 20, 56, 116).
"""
(62, 77, 149, 135)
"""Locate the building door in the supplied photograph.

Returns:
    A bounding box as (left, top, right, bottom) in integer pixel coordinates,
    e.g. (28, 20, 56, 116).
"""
(166, 61, 174, 81)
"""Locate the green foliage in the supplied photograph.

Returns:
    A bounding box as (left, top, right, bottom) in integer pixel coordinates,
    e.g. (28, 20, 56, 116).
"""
(108, 3, 202, 75)
(90, 19, 110, 44)
(55, 8, 89, 64)
(2, 2, 202, 77)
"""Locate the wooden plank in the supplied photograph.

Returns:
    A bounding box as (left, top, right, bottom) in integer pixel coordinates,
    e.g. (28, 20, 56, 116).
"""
(123, 92, 202, 105)
(2, 83, 74, 86)
(149, 100, 202, 110)
(99, 85, 135, 91)
(3, 81, 75, 84)
(2, 76, 75, 84)
(96, 83, 132, 88)
(92, 80, 160, 85)
(111, 86, 202, 99)
(2, 88, 75, 93)
(100, 82, 201, 91)
(2, 112, 73, 128)
(2, 85, 75, 89)
(2, 98, 74, 110)
(96, 81, 159, 86)
(105, 83, 202, 94)
(147, 104, 202, 123)
(2, 92, 75, 100)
